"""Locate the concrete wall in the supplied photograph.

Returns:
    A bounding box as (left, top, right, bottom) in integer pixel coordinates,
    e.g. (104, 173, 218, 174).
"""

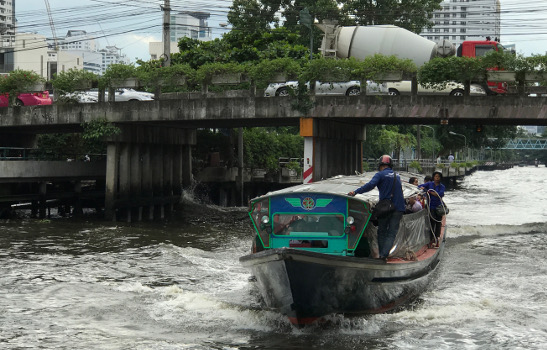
(2, 94, 547, 132)
(0, 160, 106, 182)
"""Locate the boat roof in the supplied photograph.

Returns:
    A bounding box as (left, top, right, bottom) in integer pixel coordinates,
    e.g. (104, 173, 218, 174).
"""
(254, 171, 423, 204)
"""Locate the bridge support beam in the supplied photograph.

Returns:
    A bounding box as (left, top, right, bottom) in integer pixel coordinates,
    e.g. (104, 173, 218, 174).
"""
(300, 118, 365, 182)
(104, 125, 196, 221)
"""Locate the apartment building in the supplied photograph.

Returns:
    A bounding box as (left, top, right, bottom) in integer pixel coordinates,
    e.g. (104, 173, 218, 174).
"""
(420, 0, 501, 48)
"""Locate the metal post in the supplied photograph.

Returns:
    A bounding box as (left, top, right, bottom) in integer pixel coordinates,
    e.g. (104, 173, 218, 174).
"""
(162, 0, 171, 67)
(420, 125, 435, 166)
(238, 127, 244, 205)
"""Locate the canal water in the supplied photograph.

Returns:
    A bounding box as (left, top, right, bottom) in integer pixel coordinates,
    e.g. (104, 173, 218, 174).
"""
(1, 166, 546, 349)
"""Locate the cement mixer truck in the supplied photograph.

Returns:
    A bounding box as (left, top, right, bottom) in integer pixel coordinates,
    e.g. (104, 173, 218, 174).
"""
(317, 24, 506, 95)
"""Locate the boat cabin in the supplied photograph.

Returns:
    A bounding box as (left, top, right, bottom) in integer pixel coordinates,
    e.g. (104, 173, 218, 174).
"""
(248, 174, 432, 258)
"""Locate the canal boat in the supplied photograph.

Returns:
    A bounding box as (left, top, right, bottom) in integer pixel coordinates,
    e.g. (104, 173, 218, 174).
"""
(239, 173, 446, 326)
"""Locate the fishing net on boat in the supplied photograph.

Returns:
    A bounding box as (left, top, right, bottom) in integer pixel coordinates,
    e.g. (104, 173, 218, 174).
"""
(364, 209, 430, 258)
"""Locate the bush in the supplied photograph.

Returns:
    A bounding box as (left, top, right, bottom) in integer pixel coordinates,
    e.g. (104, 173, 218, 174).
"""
(52, 69, 99, 93)
(409, 160, 423, 172)
(100, 63, 138, 88)
(248, 58, 303, 87)
(137, 64, 195, 91)
(196, 62, 248, 83)
(418, 56, 483, 89)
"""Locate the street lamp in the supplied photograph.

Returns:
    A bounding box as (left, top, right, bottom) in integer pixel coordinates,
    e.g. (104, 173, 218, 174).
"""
(449, 131, 467, 160)
(420, 125, 435, 165)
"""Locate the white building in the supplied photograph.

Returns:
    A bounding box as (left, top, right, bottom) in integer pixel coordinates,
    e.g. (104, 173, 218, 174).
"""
(10, 33, 49, 79)
(99, 45, 130, 73)
(56, 31, 129, 75)
(58, 30, 97, 52)
(420, 0, 501, 49)
(149, 11, 211, 60)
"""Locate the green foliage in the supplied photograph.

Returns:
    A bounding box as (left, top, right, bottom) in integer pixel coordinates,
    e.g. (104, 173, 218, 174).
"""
(34, 133, 82, 160)
(301, 57, 355, 82)
(355, 54, 417, 81)
(34, 124, 115, 161)
(196, 62, 248, 83)
(81, 119, 121, 141)
(243, 128, 303, 172)
(249, 58, 303, 87)
(51, 68, 99, 93)
(286, 160, 302, 174)
(100, 63, 138, 88)
(173, 37, 230, 69)
(136, 63, 195, 91)
(418, 56, 484, 89)
(409, 160, 423, 172)
(0, 70, 45, 104)
(340, 0, 442, 33)
(81, 119, 121, 155)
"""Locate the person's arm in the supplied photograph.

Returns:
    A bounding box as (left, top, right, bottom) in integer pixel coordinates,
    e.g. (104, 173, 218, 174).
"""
(348, 172, 381, 196)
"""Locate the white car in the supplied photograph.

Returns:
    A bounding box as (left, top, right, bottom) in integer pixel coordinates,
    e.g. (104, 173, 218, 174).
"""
(264, 80, 388, 97)
(86, 88, 155, 102)
(386, 81, 486, 96)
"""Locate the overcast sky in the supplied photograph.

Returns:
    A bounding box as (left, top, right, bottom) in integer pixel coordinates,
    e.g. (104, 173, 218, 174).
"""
(14, 0, 547, 62)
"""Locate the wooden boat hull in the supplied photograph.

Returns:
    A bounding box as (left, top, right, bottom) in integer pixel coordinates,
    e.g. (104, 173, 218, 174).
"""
(240, 241, 444, 325)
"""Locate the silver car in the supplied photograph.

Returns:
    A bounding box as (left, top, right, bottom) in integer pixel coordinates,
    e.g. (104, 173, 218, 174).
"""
(264, 80, 388, 97)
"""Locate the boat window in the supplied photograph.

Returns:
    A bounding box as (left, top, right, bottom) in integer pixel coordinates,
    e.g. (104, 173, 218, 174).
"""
(249, 198, 270, 248)
(347, 199, 371, 250)
(273, 214, 345, 236)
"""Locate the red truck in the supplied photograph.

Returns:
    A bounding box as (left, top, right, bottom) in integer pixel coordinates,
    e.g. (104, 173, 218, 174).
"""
(457, 39, 507, 94)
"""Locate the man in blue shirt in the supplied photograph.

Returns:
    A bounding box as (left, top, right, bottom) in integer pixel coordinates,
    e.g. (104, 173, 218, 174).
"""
(348, 155, 405, 259)
(419, 171, 446, 244)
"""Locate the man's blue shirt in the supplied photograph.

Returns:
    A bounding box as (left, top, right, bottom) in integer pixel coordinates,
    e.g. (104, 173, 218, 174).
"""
(419, 181, 445, 209)
(354, 168, 406, 212)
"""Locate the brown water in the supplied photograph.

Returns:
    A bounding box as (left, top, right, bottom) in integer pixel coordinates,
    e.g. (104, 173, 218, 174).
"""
(1, 167, 546, 349)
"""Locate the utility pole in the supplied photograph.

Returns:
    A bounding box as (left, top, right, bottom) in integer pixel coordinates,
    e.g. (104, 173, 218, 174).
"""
(162, 0, 171, 67)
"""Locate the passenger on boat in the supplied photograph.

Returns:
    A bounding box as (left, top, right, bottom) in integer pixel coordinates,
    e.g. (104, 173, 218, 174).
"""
(347, 155, 405, 259)
(409, 177, 419, 186)
(405, 196, 423, 213)
(418, 171, 446, 244)
(417, 193, 426, 208)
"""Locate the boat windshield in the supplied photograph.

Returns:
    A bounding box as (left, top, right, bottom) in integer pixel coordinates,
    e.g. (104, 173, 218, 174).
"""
(273, 214, 345, 237)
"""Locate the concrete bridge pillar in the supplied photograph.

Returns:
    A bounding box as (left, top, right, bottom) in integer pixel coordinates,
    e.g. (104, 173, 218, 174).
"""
(300, 118, 365, 182)
(104, 125, 196, 221)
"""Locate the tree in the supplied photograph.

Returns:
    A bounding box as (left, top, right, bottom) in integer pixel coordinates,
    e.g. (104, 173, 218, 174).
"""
(227, 0, 443, 40)
(341, 0, 443, 33)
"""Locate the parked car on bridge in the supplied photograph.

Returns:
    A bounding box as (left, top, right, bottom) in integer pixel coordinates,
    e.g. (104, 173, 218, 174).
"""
(385, 81, 486, 96)
(264, 80, 388, 97)
(0, 91, 52, 107)
(67, 88, 155, 103)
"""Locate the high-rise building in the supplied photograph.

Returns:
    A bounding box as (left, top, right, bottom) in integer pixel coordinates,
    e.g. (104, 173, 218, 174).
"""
(149, 11, 211, 60)
(420, 0, 501, 49)
(0, 0, 15, 38)
(170, 11, 211, 42)
(0, 0, 15, 72)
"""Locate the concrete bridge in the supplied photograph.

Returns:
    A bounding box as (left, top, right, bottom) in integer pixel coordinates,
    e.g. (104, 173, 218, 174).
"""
(1, 91, 544, 220)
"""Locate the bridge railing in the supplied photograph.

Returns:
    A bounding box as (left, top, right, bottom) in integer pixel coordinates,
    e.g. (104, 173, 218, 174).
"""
(0, 147, 34, 160)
